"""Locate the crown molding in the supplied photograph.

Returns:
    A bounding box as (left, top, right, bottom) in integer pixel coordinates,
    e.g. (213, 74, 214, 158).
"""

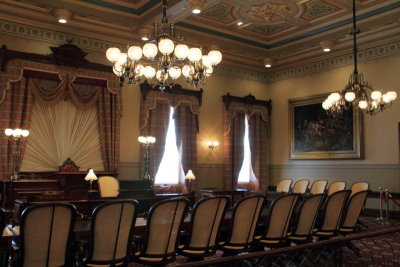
(1, 19, 399, 84)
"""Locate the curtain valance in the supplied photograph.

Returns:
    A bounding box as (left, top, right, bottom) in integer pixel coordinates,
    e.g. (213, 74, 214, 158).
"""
(139, 82, 202, 130)
(222, 93, 272, 136)
(0, 59, 121, 113)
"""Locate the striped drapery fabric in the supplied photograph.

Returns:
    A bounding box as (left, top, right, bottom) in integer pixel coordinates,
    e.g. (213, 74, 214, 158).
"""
(139, 86, 200, 193)
(223, 101, 270, 191)
(0, 60, 121, 179)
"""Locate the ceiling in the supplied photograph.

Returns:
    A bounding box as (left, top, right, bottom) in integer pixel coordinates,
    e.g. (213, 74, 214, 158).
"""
(0, 0, 399, 73)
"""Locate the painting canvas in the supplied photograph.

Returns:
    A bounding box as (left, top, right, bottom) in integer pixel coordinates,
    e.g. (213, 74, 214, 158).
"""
(289, 94, 363, 159)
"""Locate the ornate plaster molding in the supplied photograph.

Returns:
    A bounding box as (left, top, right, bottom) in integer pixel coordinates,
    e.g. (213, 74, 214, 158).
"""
(1, 20, 399, 84)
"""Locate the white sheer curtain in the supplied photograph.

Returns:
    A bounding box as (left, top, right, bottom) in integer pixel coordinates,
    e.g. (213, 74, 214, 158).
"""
(20, 99, 104, 171)
(238, 116, 257, 184)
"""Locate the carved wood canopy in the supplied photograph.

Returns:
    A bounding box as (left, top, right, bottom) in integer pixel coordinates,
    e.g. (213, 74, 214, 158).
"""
(222, 93, 272, 115)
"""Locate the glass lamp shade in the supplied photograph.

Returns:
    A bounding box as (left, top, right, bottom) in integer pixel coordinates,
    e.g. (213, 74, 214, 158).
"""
(138, 136, 147, 143)
(147, 136, 156, 143)
(84, 169, 98, 182)
(106, 47, 121, 62)
(387, 91, 397, 101)
(174, 44, 189, 59)
(182, 65, 193, 77)
(14, 129, 22, 137)
(143, 66, 156, 79)
(322, 101, 330, 110)
(143, 43, 158, 58)
(188, 48, 202, 62)
(135, 64, 144, 76)
(208, 50, 222, 65)
(4, 129, 13, 136)
(328, 93, 341, 102)
(358, 100, 368, 109)
(201, 55, 212, 68)
(113, 64, 125, 77)
(158, 38, 175, 55)
(205, 66, 213, 77)
(382, 93, 392, 103)
(116, 53, 128, 65)
(169, 66, 181, 80)
(345, 92, 356, 102)
(156, 70, 169, 82)
(185, 170, 196, 181)
(128, 46, 143, 61)
(21, 130, 29, 137)
(371, 91, 382, 101)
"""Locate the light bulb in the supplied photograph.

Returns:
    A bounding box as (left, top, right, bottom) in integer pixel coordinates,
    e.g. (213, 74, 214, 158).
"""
(387, 91, 397, 101)
(371, 91, 382, 101)
(21, 130, 29, 137)
(188, 48, 202, 62)
(127, 46, 143, 61)
(174, 44, 189, 60)
(345, 92, 356, 102)
(169, 66, 181, 80)
(358, 100, 368, 109)
(156, 70, 168, 82)
(116, 53, 127, 65)
(143, 43, 158, 58)
(158, 38, 175, 55)
(4, 129, 13, 136)
(208, 50, 222, 65)
(106, 47, 121, 62)
(143, 66, 156, 79)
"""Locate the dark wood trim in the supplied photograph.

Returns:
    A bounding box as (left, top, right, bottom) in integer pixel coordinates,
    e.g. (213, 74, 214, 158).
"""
(0, 43, 112, 72)
(140, 80, 203, 105)
(23, 69, 61, 81)
(222, 93, 272, 115)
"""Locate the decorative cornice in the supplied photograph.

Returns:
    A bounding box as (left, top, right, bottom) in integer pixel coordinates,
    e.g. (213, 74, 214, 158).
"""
(1, 20, 399, 83)
(266, 40, 400, 83)
(269, 164, 400, 170)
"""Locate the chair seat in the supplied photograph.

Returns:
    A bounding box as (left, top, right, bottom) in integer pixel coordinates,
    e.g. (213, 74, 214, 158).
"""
(258, 239, 281, 244)
(314, 231, 334, 236)
(340, 228, 354, 233)
(134, 252, 173, 262)
(287, 236, 308, 241)
(221, 244, 246, 250)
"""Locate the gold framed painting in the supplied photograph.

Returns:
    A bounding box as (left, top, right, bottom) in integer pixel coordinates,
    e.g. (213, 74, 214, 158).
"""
(289, 93, 363, 159)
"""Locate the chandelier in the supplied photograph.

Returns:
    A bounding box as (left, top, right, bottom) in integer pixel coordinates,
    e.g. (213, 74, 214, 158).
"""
(105, 0, 222, 89)
(322, 0, 397, 115)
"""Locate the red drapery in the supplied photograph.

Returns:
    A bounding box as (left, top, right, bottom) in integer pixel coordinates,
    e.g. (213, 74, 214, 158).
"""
(0, 59, 121, 179)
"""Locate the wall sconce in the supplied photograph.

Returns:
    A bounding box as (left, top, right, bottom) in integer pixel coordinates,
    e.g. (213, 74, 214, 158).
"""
(207, 140, 219, 150)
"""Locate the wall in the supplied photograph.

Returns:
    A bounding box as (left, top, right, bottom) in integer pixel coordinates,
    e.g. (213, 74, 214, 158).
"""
(266, 54, 400, 209)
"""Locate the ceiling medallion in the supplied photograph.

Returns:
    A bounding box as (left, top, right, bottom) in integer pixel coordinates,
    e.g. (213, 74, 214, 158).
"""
(246, 1, 292, 23)
(105, 0, 222, 90)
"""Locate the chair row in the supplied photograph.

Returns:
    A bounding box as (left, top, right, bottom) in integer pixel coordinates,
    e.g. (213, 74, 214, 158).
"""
(7, 187, 370, 266)
(276, 179, 370, 196)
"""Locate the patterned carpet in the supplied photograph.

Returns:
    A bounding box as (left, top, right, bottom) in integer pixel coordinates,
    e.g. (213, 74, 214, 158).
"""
(128, 216, 400, 266)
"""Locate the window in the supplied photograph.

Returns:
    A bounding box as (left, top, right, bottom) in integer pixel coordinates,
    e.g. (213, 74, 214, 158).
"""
(238, 116, 257, 184)
(154, 106, 185, 184)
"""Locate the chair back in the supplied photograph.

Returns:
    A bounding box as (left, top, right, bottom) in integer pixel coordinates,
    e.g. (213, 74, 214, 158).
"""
(226, 195, 265, 247)
(350, 182, 369, 196)
(185, 196, 229, 252)
(0, 209, 5, 237)
(263, 194, 299, 240)
(319, 190, 350, 232)
(292, 179, 310, 194)
(290, 194, 325, 240)
(341, 190, 370, 232)
(19, 203, 76, 267)
(140, 198, 189, 262)
(98, 176, 119, 197)
(327, 181, 346, 196)
(276, 179, 292, 193)
(310, 180, 328, 195)
(86, 200, 138, 266)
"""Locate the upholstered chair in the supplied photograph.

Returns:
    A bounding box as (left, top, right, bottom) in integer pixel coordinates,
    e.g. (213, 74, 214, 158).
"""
(131, 198, 189, 265)
(314, 190, 350, 239)
(98, 176, 120, 198)
(287, 194, 325, 243)
(255, 194, 299, 248)
(292, 179, 310, 194)
(310, 180, 328, 195)
(327, 181, 346, 196)
(276, 179, 293, 193)
(15, 203, 76, 267)
(179, 196, 229, 259)
(82, 200, 138, 266)
(219, 195, 265, 255)
(350, 182, 370, 197)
